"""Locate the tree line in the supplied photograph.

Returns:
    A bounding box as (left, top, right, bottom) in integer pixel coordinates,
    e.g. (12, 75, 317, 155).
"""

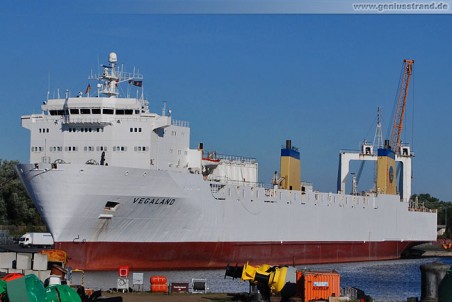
(0, 159, 44, 233)
(412, 193, 452, 238)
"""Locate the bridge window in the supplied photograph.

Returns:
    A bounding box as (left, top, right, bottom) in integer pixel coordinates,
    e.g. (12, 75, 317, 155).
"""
(49, 110, 68, 116)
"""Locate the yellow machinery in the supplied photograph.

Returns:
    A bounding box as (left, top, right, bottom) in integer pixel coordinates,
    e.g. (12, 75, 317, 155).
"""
(225, 262, 297, 301)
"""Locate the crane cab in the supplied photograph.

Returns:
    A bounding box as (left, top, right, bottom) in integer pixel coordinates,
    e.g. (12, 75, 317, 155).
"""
(399, 145, 411, 157)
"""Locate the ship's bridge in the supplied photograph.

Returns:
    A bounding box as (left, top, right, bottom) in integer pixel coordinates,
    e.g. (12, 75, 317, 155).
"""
(41, 97, 148, 125)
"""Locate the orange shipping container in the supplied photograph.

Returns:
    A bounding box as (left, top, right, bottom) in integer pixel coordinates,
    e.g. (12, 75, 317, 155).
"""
(296, 270, 304, 296)
(299, 271, 340, 302)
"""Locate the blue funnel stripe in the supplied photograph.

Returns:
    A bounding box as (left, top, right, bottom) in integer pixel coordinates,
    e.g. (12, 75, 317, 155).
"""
(377, 148, 395, 159)
(281, 149, 300, 159)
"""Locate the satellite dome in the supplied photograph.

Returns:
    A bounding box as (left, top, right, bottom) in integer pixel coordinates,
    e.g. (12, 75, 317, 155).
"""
(109, 52, 118, 63)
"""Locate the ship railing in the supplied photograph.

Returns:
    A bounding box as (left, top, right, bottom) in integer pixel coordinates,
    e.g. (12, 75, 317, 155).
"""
(408, 200, 437, 213)
(201, 150, 257, 164)
(209, 178, 270, 189)
(210, 180, 384, 209)
(301, 181, 313, 189)
(256, 187, 373, 207)
(120, 71, 144, 81)
(218, 154, 257, 164)
(89, 69, 143, 82)
(339, 149, 361, 154)
(298, 190, 376, 208)
(172, 119, 189, 127)
(65, 115, 163, 125)
(24, 114, 45, 121)
(64, 116, 114, 125)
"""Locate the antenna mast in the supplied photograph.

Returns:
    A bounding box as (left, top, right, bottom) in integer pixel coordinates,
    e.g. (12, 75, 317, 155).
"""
(373, 107, 384, 149)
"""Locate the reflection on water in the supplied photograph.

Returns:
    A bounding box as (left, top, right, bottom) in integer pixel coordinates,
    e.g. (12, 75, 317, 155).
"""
(77, 257, 452, 301)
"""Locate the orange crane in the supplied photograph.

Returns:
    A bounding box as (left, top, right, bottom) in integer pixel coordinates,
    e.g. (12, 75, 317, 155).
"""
(389, 59, 414, 155)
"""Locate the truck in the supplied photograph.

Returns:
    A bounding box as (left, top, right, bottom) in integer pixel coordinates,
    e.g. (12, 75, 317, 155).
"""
(19, 232, 54, 248)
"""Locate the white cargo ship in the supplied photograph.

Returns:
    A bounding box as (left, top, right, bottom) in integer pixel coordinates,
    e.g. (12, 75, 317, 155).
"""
(16, 53, 437, 270)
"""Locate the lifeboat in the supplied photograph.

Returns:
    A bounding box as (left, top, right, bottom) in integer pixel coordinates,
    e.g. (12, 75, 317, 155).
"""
(202, 157, 220, 167)
(202, 151, 220, 167)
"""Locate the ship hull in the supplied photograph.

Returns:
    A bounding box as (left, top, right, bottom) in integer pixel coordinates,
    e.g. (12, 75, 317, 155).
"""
(16, 163, 437, 271)
(57, 240, 415, 271)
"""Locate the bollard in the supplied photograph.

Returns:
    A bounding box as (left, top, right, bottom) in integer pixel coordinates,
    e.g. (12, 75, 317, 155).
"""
(420, 262, 451, 302)
(438, 267, 452, 302)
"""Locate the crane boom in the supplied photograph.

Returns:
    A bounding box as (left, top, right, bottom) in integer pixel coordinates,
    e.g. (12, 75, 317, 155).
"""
(389, 59, 414, 155)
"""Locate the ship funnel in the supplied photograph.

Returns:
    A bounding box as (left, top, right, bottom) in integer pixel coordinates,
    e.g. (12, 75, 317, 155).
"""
(280, 140, 301, 191)
(376, 145, 397, 195)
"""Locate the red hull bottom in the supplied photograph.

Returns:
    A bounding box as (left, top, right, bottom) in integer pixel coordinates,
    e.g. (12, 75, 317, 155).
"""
(55, 241, 416, 271)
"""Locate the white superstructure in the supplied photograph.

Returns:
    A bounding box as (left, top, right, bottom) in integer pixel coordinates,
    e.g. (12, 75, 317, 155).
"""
(23, 52, 257, 180)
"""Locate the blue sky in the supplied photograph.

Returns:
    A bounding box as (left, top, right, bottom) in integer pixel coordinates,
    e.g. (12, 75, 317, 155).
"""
(1, 4, 451, 201)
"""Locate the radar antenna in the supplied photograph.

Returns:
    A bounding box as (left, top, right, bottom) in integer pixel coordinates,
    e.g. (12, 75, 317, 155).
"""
(89, 52, 144, 98)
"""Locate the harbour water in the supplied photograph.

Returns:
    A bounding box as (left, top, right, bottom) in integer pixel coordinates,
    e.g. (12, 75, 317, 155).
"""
(76, 257, 452, 301)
